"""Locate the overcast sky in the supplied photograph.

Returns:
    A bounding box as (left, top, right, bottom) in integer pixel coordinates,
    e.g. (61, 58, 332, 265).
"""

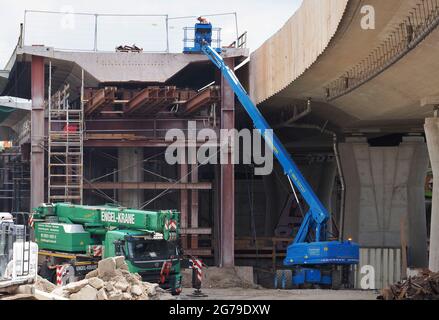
(0, 0, 302, 67)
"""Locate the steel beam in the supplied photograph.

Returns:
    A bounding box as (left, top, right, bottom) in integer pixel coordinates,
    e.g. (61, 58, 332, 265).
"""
(220, 58, 236, 267)
(84, 87, 116, 116)
(191, 150, 199, 249)
(184, 86, 220, 115)
(180, 163, 189, 250)
(84, 181, 212, 190)
(30, 55, 45, 208)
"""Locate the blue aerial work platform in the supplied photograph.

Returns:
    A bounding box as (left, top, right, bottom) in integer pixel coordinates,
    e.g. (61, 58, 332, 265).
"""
(183, 22, 222, 54)
(183, 20, 359, 289)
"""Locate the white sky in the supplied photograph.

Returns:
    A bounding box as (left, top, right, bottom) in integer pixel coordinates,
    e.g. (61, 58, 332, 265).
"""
(0, 0, 303, 68)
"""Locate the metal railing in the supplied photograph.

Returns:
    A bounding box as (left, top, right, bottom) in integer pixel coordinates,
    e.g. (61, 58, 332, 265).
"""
(325, 0, 439, 101)
(183, 26, 222, 50)
(22, 10, 241, 54)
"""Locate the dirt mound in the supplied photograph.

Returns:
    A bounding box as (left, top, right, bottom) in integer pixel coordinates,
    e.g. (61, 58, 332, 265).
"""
(182, 267, 257, 289)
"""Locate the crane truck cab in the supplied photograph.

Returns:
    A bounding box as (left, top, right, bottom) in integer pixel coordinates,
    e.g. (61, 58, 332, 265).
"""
(32, 203, 182, 295)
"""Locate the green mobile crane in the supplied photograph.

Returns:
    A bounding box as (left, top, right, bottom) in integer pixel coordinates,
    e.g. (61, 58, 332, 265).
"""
(32, 203, 182, 294)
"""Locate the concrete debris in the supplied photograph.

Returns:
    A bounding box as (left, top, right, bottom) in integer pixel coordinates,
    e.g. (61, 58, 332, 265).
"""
(88, 277, 104, 290)
(49, 257, 174, 300)
(70, 285, 97, 300)
(379, 270, 439, 300)
(85, 269, 98, 279)
(34, 276, 56, 293)
(131, 285, 143, 296)
(97, 257, 117, 278)
(97, 288, 108, 301)
(64, 279, 89, 293)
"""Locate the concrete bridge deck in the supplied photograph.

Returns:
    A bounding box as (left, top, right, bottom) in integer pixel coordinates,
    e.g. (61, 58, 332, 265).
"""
(249, 0, 439, 131)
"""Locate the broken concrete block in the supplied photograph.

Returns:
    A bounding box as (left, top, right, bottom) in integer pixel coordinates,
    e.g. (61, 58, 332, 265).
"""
(51, 287, 70, 298)
(97, 288, 108, 301)
(70, 285, 97, 300)
(114, 256, 126, 269)
(98, 257, 117, 278)
(144, 283, 158, 296)
(64, 279, 89, 293)
(131, 285, 143, 296)
(114, 279, 130, 292)
(108, 292, 124, 300)
(104, 282, 114, 292)
(85, 269, 99, 279)
(35, 276, 57, 293)
(88, 277, 104, 290)
(122, 292, 132, 300)
(119, 263, 129, 271)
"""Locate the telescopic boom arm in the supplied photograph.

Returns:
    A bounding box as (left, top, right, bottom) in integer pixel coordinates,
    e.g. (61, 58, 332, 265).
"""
(201, 44, 330, 243)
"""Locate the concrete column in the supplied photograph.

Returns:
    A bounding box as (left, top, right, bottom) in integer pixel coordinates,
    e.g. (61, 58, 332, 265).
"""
(340, 137, 428, 268)
(425, 118, 439, 272)
(179, 163, 189, 249)
(118, 148, 144, 208)
(30, 56, 45, 208)
(220, 57, 235, 267)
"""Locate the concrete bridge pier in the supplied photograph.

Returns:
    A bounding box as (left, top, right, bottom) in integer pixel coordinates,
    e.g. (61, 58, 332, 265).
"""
(118, 148, 144, 209)
(425, 118, 439, 272)
(339, 137, 429, 268)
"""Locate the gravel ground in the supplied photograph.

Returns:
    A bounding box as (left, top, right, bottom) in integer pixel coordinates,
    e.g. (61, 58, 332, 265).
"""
(179, 288, 378, 300)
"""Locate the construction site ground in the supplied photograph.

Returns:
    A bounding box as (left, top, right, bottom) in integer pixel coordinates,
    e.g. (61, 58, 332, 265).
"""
(178, 288, 377, 300)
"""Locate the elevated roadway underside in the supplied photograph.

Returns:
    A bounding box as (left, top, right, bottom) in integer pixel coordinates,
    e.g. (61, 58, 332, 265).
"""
(250, 0, 439, 132)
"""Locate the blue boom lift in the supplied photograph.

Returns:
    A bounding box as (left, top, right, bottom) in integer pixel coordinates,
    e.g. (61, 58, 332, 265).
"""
(184, 21, 359, 289)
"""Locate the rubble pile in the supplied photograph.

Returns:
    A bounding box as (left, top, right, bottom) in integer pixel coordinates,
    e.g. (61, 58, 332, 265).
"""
(37, 257, 174, 300)
(379, 270, 439, 300)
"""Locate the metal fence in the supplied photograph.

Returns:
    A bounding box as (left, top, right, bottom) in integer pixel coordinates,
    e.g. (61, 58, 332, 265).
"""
(354, 247, 402, 290)
(22, 10, 241, 53)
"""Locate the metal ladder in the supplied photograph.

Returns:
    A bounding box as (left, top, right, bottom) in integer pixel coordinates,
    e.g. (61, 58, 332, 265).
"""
(48, 84, 84, 204)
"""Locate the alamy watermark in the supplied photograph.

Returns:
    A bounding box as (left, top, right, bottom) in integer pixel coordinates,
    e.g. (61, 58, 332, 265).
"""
(165, 121, 274, 176)
(361, 5, 376, 30)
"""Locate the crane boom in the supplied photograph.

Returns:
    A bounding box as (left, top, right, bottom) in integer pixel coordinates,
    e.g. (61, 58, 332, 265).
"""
(202, 44, 328, 243)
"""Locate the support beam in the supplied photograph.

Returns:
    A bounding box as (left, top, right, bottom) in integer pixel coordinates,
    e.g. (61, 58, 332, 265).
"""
(191, 151, 199, 249)
(180, 163, 189, 249)
(83, 181, 211, 190)
(425, 118, 439, 272)
(220, 58, 235, 267)
(184, 86, 220, 115)
(30, 56, 45, 208)
(84, 87, 116, 116)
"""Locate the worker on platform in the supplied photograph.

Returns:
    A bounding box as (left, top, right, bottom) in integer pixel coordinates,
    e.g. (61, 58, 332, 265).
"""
(197, 16, 209, 24)
(39, 256, 57, 282)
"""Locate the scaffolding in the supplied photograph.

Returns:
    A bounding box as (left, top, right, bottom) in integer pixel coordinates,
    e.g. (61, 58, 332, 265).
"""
(48, 82, 84, 204)
(0, 149, 30, 213)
